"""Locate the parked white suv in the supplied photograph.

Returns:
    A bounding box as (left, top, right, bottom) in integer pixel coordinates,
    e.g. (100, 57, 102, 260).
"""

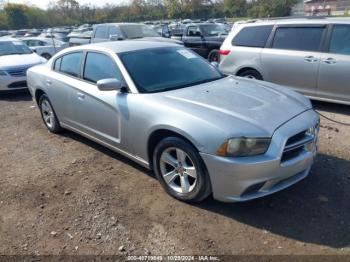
(0, 39, 46, 91)
(219, 18, 350, 105)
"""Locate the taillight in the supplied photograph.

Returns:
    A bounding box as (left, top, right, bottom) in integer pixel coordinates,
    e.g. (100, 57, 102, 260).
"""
(219, 50, 230, 56)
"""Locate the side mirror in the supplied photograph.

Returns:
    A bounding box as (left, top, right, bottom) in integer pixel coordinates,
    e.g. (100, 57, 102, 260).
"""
(210, 61, 219, 68)
(110, 35, 124, 41)
(97, 78, 124, 91)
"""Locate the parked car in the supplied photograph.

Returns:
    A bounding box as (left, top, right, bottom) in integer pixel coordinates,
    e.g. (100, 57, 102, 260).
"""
(27, 41, 319, 203)
(11, 30, 29, 38)
(24, 29, 42, 37)
(171, 23, 228, 62)
(67, 26, 93, 47)
(22, 37, 68, 59)
(90, 23, 182, 45)
(0, 39, 46, 91)
(150, 24, 171, 38)
(219, 17, 350, 105)
(68, 29, 93, 47)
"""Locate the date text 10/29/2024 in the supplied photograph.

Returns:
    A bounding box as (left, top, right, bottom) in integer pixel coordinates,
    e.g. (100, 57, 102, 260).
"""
(127, 255, 220, 261)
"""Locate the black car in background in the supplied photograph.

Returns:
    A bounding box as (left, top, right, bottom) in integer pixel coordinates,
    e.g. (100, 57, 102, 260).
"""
(171, 23, 228, 62)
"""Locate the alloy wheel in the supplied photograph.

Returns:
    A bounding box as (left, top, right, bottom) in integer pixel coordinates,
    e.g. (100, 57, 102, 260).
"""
(41, 99, 55, 129)
(159, 147, 197, 194)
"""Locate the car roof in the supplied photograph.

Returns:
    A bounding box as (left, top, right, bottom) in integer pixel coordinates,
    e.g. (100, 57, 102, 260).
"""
(93, 23, 143, 28)
(240, 17, 350, 27)
(21, 37, 49, 41)
(67, 40, 179, 53)
(0, 38, 22, 42)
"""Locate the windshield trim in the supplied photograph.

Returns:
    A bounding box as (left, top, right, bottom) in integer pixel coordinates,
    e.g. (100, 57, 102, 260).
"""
(118, 47, 225, 94)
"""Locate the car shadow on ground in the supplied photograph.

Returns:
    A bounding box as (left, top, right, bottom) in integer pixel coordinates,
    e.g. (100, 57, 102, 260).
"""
(312, 100, 350, 116)
(195, 153, 350, 249)
(0, 90, 33, 102)
(61, 130, 154, 178)
(57, 129, 350, 249)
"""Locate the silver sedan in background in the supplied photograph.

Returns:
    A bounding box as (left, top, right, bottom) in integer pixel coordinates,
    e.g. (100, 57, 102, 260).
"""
(27, 41, 319, 203)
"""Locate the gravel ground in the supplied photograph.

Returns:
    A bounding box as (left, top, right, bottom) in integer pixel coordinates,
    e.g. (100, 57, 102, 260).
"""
(0, 90, 349, 256)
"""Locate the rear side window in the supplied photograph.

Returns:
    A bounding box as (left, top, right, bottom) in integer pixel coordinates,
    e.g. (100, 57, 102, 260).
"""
(187, 26, 201, 37)
(329, 25, 350, 55)
(272, 27, 325, 52)
(95, 26, 108, 39)
(109, 26, 123, 38)
(60, 52, 83, 77)
(83, 52, 122, 83)
(232, 25, 273, 47)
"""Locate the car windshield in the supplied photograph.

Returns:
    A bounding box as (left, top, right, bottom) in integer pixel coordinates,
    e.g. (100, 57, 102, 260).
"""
(119, 47, 224, 93)
(119, 24, 160, 39)
(0, 41, 33, 56)
(200, 24, 228, 36)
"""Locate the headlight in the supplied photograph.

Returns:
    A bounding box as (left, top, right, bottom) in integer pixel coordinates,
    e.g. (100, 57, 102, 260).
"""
(0, 70, 7, 76)
(217, 137, 271, 157)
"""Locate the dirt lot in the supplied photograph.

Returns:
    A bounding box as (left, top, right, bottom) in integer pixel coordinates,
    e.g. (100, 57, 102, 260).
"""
(0, 90, 349, 256)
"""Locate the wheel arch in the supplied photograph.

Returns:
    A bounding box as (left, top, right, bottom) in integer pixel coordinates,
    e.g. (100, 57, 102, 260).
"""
(236, 67, 262, 77)
(147, 128, 200, 169)
(34, 89, 46, 105)
(41, 53, 52, 59)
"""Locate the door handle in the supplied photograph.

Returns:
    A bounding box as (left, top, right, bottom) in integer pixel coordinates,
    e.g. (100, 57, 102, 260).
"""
(304, 56, 318, 63)
(77, 92, 85, 100)
(46, 79, 52, 86)
(323, 57, 337, 64)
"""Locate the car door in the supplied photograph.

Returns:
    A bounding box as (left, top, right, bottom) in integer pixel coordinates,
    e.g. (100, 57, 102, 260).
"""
(46, 52, 84, 126)
(70, 51, 125, 149)
(91, 25, 109, 43)
(261, 25, 326, 97)
(182, 26, 206, 57)
(317, 24, 350, 103)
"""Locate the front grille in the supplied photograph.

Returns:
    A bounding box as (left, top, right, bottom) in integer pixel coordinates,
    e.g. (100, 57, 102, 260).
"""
(6, 67, 28, 77)
(281, 129, 315, 163)
(8, 81, 27, 88)
(6, 64, 37, 77)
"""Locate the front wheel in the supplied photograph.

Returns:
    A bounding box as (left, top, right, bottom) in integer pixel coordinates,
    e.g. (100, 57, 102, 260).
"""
(41, 53, 52, 60)
(153, 137, 211, 202)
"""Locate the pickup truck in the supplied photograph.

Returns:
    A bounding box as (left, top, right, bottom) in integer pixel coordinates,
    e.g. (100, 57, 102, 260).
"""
(171, 23, 228, 62)
(90, 23, 182, 45)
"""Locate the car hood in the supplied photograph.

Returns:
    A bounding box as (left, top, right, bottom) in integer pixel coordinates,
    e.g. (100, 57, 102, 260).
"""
(159, 76, 312, 137)
(0, 53, 44, 68)
(137, 36, 183, 45)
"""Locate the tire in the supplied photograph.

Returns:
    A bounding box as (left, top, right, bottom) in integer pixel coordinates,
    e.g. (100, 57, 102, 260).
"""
(153, 137, 211, 202)
(41, 53, 52, 60)
(39, 94, 62, 133)
(238, 69, 263, 80)
(208, 49, 220, 63)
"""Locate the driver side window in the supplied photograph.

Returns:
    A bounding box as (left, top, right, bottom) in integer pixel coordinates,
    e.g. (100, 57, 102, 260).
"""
(83, 52, 123, 84)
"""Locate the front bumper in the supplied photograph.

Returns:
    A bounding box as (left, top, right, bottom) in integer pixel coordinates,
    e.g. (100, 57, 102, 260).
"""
(201, 109, 319, 202)
(0, 75, 27, 91)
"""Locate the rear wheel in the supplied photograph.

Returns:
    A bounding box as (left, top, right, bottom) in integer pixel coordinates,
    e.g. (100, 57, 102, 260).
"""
(39, 94, 62, 133)
(238, 69, 263, 80)
(208, 49, 220, 63)
(153, 137, 211, 202)
(41, 53, 52, 60)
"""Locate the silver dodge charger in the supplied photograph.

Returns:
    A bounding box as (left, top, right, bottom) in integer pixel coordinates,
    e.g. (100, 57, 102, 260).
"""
(27, 41, 320, 203)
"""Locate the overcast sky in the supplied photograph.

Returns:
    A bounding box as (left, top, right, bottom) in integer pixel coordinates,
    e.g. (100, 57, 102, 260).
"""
(7, 0, 127, 9)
